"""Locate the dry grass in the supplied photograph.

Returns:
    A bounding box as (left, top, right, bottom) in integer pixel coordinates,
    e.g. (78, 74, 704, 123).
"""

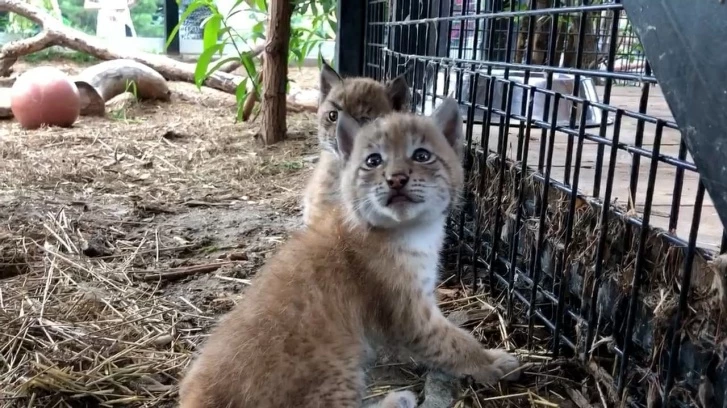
(0, 59, 607, 408)
(0, 61, 320, 407)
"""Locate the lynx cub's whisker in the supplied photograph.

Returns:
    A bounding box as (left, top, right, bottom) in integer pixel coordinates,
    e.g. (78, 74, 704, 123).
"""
(179, 98, 520, 408)
(302, 61, 410, 228)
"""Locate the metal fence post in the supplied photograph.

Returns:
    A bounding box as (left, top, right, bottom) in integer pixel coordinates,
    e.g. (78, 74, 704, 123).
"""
(164, 0, 180, 55)
(335, 0, 366, 76)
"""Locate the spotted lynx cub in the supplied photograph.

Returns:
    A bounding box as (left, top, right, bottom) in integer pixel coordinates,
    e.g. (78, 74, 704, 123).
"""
(302, 62, 410, 227)
(179, 98, 520, 408)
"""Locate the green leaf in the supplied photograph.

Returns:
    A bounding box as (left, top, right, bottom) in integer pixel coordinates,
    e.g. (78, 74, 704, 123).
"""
(203, 14, 222, 51)
(235, 78, 250, 122)
(194, 43, 224, 89)
(252, 21, 265, 36)
(240, 52, 258, 88)
(255, 0, 267, 12)
(327, 17, 337, 33)
(291, 48, 304, 65)
(317, 47, 324, 68)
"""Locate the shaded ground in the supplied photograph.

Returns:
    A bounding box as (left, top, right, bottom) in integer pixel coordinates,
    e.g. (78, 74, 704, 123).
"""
(0, 58, 585, 408)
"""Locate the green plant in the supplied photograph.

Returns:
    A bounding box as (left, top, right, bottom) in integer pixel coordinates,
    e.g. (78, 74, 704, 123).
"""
(170, 0, 337, 121)
(129, 0, 164, 38)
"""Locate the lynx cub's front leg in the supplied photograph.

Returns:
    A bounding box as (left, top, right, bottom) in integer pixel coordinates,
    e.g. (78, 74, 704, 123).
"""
(401, 297, 520, 385)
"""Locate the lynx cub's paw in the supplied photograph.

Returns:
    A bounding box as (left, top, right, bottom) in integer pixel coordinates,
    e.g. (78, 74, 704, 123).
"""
(474, 349, 521, 385)
(379, 390, 418, 408)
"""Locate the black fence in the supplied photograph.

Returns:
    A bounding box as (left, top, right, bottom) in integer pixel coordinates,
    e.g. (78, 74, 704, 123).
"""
(349, 0, 726, 407)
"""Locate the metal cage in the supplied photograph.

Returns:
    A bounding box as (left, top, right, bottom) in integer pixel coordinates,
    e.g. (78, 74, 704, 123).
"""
(343, 0, 727, 406)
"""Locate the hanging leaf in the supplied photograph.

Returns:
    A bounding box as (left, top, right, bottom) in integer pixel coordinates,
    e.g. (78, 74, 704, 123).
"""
(195, 43, 224, 88)
(203, 14, 222, 51)
(240, 52, 258, 89)
(255, 0, 268, 12)
(236, 78, 250, 122)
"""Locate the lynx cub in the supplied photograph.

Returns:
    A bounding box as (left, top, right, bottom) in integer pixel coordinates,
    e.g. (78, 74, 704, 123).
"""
(179, 98, 520, 408)
(302, 62, 410, 227)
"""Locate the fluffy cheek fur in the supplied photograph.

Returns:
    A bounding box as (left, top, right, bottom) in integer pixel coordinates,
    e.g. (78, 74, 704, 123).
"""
(342, 164, 456, 228)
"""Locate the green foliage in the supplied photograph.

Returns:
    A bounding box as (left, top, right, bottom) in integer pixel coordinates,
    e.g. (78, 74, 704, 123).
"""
(58, 0, 96, 34)
(172, 0, 337, 122)
(5, 0, 165, 37)
(132, 0, 165, 37)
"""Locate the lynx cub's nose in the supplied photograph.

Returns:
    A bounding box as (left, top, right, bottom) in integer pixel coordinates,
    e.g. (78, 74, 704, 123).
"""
(387, 173, 409, 189)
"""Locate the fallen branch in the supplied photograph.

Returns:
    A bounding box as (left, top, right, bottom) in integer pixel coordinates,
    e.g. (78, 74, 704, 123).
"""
(134, 261, 242, 282)
(0, 0, 317, 117)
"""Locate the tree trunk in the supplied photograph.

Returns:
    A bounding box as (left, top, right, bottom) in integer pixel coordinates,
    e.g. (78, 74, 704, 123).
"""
(261, 0, 293, 145)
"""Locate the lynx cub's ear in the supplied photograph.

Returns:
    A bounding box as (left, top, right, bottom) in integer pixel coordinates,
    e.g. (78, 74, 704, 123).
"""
(319, 60, 343, 103)
(335, 111, 361, 161)
(385, 74, 411, 111)
(432, 98, 464, 155)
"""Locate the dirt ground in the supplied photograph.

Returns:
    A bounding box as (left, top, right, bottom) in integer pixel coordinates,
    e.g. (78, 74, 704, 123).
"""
(0, 58, 581, 408)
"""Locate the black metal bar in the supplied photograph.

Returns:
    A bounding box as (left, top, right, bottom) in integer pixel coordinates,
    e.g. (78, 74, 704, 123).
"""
(528, 95, 561, 349)
(662, 181, 705, 402)
(381, 49, 659, 84)
(507, 87, 536, 319)
(164, 0, 180, 55)
(371, 3, 623, 26)
(488, 80, 514, 291)
(668, 140, 689, 232)
(336, 0, 366, 76)
(627, 61, 653, 212)
(618, 120, 664, 393)
(584, 110, 623, 362)
(552, 100, 589, 359)
(592, 3, 620, 198)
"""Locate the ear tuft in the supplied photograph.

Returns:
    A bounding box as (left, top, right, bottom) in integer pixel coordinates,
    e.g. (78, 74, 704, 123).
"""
(386, 74, 411, 112)
(336, 111, 361, 161)
(319, 60, 343, 104)
(431, 98, 463, 154)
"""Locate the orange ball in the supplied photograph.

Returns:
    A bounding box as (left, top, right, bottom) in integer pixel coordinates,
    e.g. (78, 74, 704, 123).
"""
(11, 66, 81, 130)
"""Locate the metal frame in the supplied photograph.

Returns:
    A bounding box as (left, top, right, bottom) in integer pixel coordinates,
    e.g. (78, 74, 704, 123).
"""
(164, 0, 180, 55)
(353, 0, 726, 407)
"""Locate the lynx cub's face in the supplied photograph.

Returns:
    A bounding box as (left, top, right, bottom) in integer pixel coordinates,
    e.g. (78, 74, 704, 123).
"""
(336, 98, 465, 228)
(318, 62, 410, 154)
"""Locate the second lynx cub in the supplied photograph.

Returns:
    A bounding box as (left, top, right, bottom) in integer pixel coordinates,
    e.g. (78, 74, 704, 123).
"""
(179, 98, 520, 408)
(302, 62, 410, 227)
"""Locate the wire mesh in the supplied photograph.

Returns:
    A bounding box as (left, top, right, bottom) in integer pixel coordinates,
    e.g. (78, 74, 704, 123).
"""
(360, 0, 725, 407)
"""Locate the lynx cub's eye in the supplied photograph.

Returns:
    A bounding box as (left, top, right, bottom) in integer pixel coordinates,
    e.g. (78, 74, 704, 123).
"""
(412, 148, 432, 163)
(365, 153, 383, 168)
(327, 111, 338, 122)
